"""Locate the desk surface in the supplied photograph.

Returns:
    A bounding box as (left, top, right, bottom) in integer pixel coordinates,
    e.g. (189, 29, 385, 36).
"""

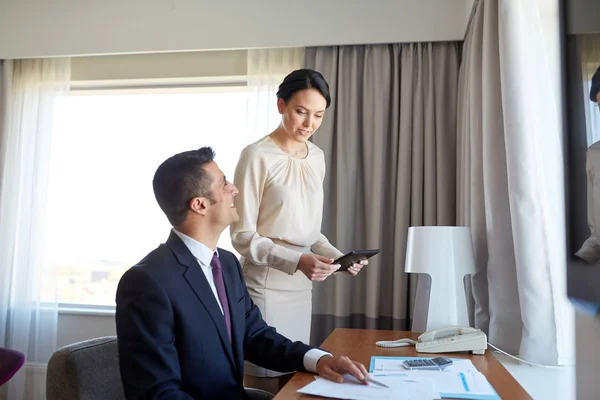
(274, 328, 532, 400)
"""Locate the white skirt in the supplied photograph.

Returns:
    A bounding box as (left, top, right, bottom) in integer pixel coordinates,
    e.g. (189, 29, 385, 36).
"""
(242, 242, 313, 378)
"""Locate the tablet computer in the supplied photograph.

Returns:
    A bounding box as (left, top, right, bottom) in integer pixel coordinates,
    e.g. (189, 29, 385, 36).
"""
(333, 249, 380, 271)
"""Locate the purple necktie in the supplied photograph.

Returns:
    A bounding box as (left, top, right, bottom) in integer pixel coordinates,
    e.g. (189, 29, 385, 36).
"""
(211, 253, 232, 342)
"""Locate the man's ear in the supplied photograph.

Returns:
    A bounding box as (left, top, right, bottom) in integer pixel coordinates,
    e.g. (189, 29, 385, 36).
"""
(277, 98, 285, 114)
(189, 197, 210, 216)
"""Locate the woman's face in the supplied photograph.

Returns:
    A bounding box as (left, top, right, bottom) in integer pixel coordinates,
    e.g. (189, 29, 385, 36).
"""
(278, 88, 327, 143)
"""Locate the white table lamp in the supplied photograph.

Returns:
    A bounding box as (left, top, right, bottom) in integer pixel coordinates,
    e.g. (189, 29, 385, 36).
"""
(405, 226, 476, 332)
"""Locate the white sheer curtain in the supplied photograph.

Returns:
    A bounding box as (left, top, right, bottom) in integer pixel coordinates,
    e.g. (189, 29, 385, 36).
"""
(458, 0, 574, 364)
(0, 58, 70, 400)
(579, 35, 600, 145)
(246, 48, 304, 138)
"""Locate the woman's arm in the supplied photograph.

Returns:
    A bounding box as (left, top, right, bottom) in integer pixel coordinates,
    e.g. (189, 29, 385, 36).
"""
(311, 234, 344, 260)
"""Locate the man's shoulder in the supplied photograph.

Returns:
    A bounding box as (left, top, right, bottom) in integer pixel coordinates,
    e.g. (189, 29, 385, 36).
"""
(217, 248, 240, 267)
(135, 242, 173, 267)
(120, 243, 177, 284)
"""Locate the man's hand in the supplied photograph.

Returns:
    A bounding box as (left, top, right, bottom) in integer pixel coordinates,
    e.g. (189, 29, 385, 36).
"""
(316, 355, 370, 384)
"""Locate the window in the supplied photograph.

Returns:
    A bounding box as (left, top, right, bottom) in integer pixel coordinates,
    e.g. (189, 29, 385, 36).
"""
(43, 84, 265, 307)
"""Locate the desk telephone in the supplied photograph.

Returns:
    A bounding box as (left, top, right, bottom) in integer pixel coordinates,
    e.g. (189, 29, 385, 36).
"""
(376, 326, 487, 355)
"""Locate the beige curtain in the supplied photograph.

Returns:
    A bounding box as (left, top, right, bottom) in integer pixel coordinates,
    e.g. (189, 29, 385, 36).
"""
(304, 43, 460, 345)
(246, 48, 304, 140)
(458, 0, 573, 364)
(0, 58, 71, 400)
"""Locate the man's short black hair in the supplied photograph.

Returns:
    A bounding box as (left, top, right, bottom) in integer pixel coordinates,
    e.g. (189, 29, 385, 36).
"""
(153, 147, 215, 226)
(591, 65, 600, 103)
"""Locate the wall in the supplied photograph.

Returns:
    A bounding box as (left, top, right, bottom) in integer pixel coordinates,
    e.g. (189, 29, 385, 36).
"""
(575, 313, 600, 398)
(0, 0, 470, 59)
(57, 313, 116, 348)
(71, 50, 247, 81)
(565, 0, 600, 34)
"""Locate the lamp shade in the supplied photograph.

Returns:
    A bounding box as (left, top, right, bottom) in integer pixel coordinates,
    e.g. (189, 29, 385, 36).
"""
(405, 226, 476, 331)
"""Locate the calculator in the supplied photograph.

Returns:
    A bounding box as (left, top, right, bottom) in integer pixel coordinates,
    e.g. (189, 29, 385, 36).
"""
(402, 356, 453, 370)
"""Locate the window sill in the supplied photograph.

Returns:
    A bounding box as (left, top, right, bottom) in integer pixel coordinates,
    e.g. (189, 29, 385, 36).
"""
(58, 305, 115, 316)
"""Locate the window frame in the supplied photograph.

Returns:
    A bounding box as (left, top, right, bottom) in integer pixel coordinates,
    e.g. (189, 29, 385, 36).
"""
(54, 76, 248, 315)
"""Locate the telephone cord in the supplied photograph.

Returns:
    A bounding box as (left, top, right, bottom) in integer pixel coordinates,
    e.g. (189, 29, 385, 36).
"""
(375, 338, 564, 368)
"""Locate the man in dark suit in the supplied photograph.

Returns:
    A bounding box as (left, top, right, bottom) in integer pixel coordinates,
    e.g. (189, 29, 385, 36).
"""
(116, 147, 369, 399)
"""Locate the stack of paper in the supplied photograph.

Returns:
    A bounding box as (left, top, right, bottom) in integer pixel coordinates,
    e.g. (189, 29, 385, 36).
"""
(296, 356, 500, 400)
(297, 373, 439, 400)
(369, 356, 500, 400)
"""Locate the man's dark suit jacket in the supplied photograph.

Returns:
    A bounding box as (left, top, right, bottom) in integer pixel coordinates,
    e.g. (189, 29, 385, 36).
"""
(115, 231, 312, 399)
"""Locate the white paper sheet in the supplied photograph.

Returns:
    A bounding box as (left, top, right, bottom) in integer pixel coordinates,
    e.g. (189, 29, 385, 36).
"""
(296, 374, 439, 400)
(370, 371, 499, 400)
(368, 356, 499, 399)
(408, 371, 497, 398)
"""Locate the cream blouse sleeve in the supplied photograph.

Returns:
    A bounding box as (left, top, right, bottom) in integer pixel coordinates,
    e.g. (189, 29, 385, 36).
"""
(230, 147, 302, 275)
(311, 234, 344, 260)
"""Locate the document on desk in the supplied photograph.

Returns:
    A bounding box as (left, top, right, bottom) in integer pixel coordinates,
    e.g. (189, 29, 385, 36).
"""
(369, 357, 500, 400)
(370, 356, 478, 374)
(401, 371, 499, 400)
(296, 373, 439, 400)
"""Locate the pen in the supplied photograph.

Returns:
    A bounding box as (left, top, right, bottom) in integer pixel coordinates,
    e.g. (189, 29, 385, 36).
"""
(364, 375, 389, 388)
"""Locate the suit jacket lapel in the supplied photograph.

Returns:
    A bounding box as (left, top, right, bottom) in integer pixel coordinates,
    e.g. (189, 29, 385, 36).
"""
(166, 231, 236, 368)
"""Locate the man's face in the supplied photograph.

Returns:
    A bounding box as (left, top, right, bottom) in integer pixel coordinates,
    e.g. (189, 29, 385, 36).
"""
(201, 161, 239, 228)
(596, 91, 600, 107)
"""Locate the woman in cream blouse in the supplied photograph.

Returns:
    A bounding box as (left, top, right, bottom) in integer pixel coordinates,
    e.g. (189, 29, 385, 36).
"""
(231, 69, 366, 391)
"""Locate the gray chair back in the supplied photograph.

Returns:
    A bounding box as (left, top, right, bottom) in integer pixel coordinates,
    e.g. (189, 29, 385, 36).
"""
(47, 336, 274, 400)
(46, 336, 125, 400)
(245, 388, 275, 400)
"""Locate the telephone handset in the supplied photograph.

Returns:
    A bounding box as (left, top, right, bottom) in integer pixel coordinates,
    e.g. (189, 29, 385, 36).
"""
(375, 325, 487, 355)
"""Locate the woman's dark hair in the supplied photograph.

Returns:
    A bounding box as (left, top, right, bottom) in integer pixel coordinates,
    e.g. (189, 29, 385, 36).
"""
(276, 69, 331, 108)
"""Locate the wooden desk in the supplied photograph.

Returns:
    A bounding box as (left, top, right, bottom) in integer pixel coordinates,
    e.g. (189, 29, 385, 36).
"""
(274, 328, 532, 399)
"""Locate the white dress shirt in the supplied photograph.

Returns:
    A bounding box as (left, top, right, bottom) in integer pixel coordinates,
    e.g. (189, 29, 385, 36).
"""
(173, 229, 225, 314)
(172, 229, 330, 372)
